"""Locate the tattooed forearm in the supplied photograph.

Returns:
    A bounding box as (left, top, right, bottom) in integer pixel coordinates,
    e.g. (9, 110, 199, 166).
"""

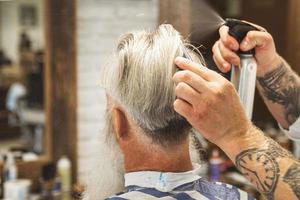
(257, 62, 300, 125)
(237, 149, 279, 200)
(283, 162, 300, 199)
(236, 137, 295, 200)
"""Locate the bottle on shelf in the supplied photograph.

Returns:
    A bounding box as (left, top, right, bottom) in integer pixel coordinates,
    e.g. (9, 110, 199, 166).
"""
(209, 149, 223, 182)
(4, 153, 17, 182)
(57, 156, 71, 193)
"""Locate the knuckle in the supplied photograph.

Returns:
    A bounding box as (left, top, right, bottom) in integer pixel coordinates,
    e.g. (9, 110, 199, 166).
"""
(218, 27, 223, 35)
(214, 89, 224, 99)
(173, 99, 180, 108)
(185, 58, 193, 66)
(265, 33, 273, 42)
(176, 82, 186, 93)
(218, 42, 225, 52)
(173, 100, 183, 113)
(222, 38, 231, 47)
(247, 31, 255, 39)
(212, 55, 219, 65)
(221, 50, 231, 61)
(220, 35, 232, 47)
(217, 90, 226, 101)
(225, 81, 235, 91)
(212, 41, 219, 53)
(212, 55, 216, 62)
(219, 43, 233, 61)
(211, 84, 226, 100)
(213, 55, 222, 69)
(173, 101, 179, 111)
(181, 71, 192, 82)
(221, 80, 235, 93)
(216, 82, 234, 99)
(219, 25, 229, 35)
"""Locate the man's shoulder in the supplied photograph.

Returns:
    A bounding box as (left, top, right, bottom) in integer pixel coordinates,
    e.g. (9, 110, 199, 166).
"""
(200, 179, 257, 200)
(105, 188, 163, 200)
(106, 180, 255, 200)
(105, 191, 128, 200)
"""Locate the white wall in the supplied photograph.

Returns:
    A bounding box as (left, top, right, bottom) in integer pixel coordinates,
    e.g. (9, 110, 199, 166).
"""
(0, 0, 44, 63)
(77, 0, 158, 182)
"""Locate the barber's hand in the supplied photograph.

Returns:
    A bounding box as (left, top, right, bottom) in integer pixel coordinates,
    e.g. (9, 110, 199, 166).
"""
(173, 57, 252, 146)
(212, 24, 282, 76)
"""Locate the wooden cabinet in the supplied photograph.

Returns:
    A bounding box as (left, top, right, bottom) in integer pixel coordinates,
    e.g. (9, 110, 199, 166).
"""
(44, 0, 77, 183)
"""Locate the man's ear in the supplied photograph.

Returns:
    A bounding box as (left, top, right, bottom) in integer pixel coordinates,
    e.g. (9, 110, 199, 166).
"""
(112, 107, 128, 141)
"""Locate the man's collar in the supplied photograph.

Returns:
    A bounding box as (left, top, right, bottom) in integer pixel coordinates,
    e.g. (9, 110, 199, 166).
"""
(124, 164, 202, 192)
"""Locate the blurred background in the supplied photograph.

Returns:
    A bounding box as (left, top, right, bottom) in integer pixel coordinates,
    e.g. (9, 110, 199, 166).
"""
(0, 0, 299, 199)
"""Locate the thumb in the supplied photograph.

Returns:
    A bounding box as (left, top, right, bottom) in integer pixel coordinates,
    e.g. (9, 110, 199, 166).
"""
(240, 31, 273, 52)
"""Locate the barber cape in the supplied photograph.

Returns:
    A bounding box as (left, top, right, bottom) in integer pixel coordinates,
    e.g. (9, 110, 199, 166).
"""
(106, 166, 255, 200)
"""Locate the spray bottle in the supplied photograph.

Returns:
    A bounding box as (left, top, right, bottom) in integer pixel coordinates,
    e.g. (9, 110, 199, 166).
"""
(225, 18, 260, 119)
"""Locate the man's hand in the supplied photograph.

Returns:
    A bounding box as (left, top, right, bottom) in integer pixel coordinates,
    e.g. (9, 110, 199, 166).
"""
(173, 57, 300, 200)
(173, 57, 251, 147)
(212, 24, 282, 76)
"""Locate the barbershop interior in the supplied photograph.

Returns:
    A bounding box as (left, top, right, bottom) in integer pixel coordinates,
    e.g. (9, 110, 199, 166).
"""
(0, 0, 300, 199)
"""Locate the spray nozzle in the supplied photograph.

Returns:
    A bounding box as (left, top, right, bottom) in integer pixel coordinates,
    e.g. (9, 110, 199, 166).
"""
(225, 18, 259, 43)
(225, 18, 259, 54)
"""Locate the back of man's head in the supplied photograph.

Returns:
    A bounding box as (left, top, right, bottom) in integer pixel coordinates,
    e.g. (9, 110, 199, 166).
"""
(102, 24, 203, 147)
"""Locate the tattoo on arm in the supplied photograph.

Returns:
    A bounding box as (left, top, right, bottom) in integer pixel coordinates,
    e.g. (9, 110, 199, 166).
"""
(236, 137, 295, 200)
(257, 63, 300, 125)
(273, 145, 300, 200)
(283, 162, 300, 199)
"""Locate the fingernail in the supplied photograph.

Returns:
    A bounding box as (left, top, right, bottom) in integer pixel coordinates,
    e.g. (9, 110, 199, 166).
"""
(223, 63, 229, 70)
(175, 56, 184, 64)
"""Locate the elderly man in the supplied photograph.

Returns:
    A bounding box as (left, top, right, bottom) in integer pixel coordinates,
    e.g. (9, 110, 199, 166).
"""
(85, 24, 253, 200)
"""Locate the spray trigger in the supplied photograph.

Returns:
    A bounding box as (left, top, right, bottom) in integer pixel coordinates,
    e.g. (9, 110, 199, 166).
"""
(225, 18, 259, 55)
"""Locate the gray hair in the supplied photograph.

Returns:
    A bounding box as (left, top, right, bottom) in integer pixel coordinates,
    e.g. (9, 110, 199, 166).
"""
(101, 24, 204, 146)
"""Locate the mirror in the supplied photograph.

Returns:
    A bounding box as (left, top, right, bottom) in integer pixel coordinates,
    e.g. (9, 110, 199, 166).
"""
(0, 0, 46, 161)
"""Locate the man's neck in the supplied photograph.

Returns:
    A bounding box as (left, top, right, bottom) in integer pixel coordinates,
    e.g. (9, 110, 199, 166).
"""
(123, 140, 193, 173)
